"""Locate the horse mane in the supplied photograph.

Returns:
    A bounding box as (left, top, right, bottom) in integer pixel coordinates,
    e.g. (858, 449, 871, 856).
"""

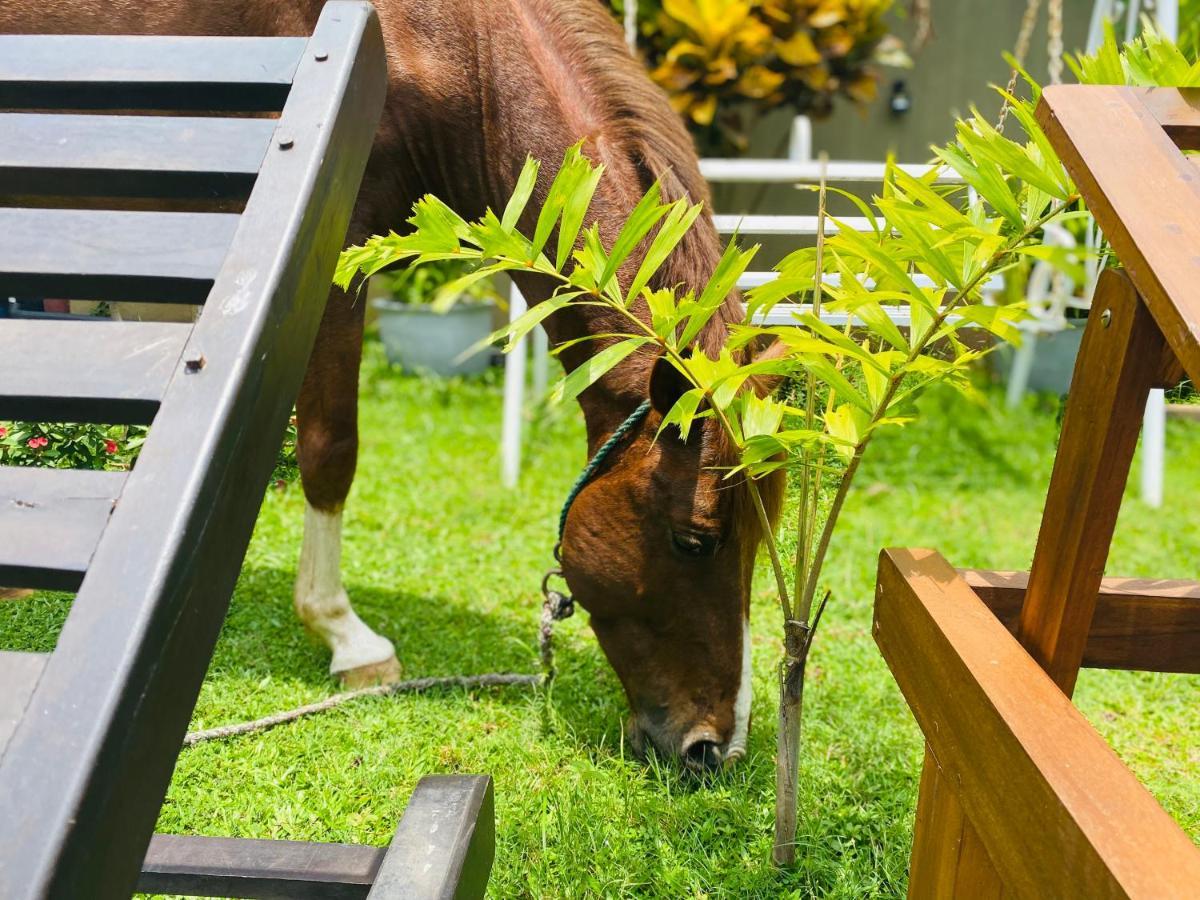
(531, 0, 785, 542)
(531, 0, 743, 357)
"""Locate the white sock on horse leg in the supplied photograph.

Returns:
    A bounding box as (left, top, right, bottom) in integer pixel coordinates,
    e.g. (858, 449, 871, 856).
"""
(295, 502, 397, 675)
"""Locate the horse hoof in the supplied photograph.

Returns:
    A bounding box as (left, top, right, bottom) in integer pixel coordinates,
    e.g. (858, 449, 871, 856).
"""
(337, 654, 402, 689)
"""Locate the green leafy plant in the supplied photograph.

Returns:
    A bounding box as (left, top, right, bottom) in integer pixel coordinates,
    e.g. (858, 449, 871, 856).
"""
(337, 55, 1089, 859)
(1, 418, 299, 485)
(374, 258, 503, 311)
(1183, 0, 1200, 61)
(336, 16, 1200, 866)
(0, 421, 144, 470)
(1067, 17, 1200, 86)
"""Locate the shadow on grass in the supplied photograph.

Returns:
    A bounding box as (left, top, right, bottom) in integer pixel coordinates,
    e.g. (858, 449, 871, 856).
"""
(211, 565, 552, 686)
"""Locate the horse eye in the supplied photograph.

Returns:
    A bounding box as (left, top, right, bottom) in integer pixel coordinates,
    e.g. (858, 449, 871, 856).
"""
(671, 530, 719, 558)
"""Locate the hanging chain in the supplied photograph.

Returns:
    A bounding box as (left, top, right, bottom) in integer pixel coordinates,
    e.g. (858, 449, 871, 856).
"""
(911, 0, 934, 53)
(997, 0, 1044, 133)
(1047, 0, 1065, 85)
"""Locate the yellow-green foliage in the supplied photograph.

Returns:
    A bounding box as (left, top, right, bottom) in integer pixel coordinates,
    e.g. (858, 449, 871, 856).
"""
(1068, 18, 1200, 86)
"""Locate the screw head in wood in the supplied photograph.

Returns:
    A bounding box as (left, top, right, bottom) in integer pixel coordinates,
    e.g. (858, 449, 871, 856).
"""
(314, 49, 329, 61)
(1101, 309, 1112, 328)
(278, 135, 295, 150)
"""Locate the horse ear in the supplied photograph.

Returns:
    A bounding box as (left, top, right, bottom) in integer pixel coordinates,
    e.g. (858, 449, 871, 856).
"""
(649, 352, 692, 417)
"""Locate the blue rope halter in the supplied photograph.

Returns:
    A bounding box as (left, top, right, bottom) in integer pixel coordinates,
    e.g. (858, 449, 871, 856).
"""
(557, 399, 652, 542)
(540, 399, 651, 676)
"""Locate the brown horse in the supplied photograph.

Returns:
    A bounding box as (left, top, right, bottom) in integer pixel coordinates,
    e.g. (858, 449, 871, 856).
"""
(4, 0, 782, 769)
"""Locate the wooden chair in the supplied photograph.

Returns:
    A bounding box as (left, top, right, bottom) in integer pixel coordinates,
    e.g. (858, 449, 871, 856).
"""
(874, 85, 1200, 898)
(0, 4, 493, 897)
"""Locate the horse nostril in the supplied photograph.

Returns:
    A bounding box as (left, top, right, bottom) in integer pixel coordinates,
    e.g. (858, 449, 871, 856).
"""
(682, 738, 723, 772)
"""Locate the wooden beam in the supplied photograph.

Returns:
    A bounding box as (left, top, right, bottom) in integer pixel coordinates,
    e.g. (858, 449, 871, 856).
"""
(1132, 87, 1200, 151)
(1018, 270, 1176, 694)
(964, 570, 1200, 675)
(1038, 86, 1200, 384)
(875, 547, 1200, 898)
(1166, 403, 1200, 421)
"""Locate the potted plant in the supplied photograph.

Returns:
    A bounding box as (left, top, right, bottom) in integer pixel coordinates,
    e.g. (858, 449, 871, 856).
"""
(371, 260, 501, 377)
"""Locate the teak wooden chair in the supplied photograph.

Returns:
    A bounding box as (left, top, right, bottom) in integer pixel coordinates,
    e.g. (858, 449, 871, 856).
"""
(0, 4, 493, 898)
(874, 85, 1200, 899)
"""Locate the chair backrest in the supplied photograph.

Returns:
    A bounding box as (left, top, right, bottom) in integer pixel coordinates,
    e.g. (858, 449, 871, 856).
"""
(0, 5, 386, 896)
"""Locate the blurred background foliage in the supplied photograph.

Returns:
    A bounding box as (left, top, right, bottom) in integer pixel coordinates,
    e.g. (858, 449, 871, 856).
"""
(610, 0, 905, 154)
(1182, 0, 1200, 59)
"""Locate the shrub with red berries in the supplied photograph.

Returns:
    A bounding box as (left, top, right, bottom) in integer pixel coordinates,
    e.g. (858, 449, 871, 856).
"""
(1, 416, 300, 485)
(0, 422, 144, 470)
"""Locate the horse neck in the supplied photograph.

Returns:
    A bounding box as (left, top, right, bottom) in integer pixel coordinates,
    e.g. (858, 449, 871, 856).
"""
(378, 0, 738, 440)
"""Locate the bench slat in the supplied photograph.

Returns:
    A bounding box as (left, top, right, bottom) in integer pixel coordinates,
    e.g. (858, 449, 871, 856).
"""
(0, 652, 48, 760)
(0, 114, 275, 200)
(138, 834, 384, 900)
(963, 569, 1200, 675)
(0, 208, 239, 302)
(0, 468, 126, 591)
(0, 321, 190, 424)
(0, 35, 305, 111)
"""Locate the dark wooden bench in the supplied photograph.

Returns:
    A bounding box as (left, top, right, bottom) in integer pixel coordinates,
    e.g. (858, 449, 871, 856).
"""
(0, 4, 494, 897)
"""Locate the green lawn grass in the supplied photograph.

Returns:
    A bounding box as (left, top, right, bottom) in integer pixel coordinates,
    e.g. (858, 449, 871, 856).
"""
(3, 339, 1197, 898)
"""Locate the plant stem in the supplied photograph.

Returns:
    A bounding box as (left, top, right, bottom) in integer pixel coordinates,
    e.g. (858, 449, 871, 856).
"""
(794, 157, 828, 610)
(750, 479, 793, 621)
(772, 642, 806, 865)
(776, 157, 828, 866)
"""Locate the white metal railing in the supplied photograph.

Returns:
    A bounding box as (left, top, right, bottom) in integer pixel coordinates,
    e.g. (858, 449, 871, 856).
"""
(698, 159, 961, 184)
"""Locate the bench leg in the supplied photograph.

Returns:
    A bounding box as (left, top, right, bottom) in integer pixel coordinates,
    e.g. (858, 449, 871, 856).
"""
(909, 747, 1004, 899)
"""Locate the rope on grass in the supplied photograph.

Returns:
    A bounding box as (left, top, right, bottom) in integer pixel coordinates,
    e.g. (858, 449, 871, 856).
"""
(183, 672, 542, 746)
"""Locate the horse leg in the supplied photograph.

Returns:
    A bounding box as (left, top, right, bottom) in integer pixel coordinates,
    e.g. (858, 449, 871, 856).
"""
(294, 282, 400, 687)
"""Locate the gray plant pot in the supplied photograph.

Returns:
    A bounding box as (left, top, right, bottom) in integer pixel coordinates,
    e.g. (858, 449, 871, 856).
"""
(372, 298, 495, 377)
(993, 322, 1085, 396)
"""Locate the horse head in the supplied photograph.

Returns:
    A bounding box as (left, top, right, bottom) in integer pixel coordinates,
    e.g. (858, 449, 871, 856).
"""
(559, 352, 784, 771)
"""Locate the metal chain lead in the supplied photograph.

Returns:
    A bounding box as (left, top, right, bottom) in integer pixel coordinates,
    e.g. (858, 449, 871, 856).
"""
(997, 0, 1044, 133)
(1048, 0, 1065, 86)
